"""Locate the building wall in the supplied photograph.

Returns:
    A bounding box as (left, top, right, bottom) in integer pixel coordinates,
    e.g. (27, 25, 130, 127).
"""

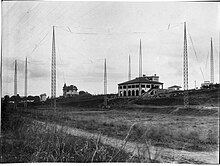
(168, 87, 180, 91)
(63, 89, 78, 97)
(40, 94, 47, 101)
(41, 95, 47, 101)
(66, 90, 78, 95)
(118, 83, 162, 97)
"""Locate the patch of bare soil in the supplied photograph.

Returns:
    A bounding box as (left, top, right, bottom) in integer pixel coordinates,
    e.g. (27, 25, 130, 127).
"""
(32, 119, 219, 164)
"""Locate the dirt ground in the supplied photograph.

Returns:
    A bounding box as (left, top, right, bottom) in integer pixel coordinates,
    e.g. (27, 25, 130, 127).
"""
(31, 119, 219, 164)
(19, 105, 219, 163)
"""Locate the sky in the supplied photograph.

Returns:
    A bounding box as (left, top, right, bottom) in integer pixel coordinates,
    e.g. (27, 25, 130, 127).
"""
(2, 1, 220, 97)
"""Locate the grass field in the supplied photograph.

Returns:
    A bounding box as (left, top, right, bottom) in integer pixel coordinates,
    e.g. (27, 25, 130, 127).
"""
(1, 109, 144, 163)
(18, 105, 219, 153)
(1, 89, 219, 163)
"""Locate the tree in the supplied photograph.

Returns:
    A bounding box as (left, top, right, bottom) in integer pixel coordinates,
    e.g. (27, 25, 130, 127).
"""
(79, 91, 92, 96)
(10, 95, 20, 102)
(4, 95, 10, 102)
(34, 96, 40, 102)
(27, 96, 35, 100)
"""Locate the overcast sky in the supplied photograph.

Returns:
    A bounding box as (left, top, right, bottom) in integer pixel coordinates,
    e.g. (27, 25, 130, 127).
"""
(2, 1, 220, 97)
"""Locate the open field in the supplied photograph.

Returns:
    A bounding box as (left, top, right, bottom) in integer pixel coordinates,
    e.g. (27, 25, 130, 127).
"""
(18, 105, 219, 153)
(1, 89, 219, 163)
(1, 109, 144, 163)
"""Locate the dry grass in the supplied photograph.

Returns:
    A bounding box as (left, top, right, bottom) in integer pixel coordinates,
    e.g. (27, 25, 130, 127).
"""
(1, 117, 134, 162)
(18, 106, 218, 151)
(16, 106, 219, 152)
(1, 110, 164, 163)
(129, 122, 219, 152)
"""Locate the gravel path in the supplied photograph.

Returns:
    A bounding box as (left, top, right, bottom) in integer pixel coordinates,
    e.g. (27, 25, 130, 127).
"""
(32, 119, 219, 164)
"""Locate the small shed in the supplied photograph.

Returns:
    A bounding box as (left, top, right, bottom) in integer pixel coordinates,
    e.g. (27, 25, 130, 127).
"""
(168, 85, 182, 91)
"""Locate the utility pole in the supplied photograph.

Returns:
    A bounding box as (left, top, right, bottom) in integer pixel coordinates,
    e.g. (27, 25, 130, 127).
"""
(183, 22, 189, 108)
(128, 55, 131, 81)
(104, 58, 107, 107)
(24, 57, 27, 109)
(210, 38, 214, 83)
(51, 26, 56, 111)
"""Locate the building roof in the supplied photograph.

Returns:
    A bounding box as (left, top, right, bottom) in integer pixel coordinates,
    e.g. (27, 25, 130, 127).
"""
(168, 85, 182, 88)
(118, 77, 163, 85)
(63, 84, 78, 90)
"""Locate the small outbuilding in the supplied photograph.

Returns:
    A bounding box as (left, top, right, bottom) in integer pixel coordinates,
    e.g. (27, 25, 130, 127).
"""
(168, 85, 182, 91)
(40, 93, 47, 101)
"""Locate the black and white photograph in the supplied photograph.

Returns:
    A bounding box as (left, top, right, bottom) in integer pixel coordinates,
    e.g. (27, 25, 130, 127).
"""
(1, 0, 219, 164)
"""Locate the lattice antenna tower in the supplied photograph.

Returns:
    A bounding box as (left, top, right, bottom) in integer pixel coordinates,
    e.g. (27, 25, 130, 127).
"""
(24, 57, 27, 109)
(104, 58, 107, 106)
(128, 55, 131, 81)
(14, 60, 17, 96)
(183, 22, 189, 108)
(210, 38, 214, 83)
(139, 39, 142, 78)
(51, 26, 56, 110)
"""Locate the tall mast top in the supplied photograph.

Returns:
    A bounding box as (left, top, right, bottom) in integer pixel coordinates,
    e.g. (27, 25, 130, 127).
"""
(210, 37, 214, 83)
(139, 39, 142, 78)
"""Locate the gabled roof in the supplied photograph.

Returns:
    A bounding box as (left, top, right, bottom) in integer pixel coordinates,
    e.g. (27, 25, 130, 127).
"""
(118, 77, 163, 85)
(63, 84, 78, 90)
(168, 85, 182, 88)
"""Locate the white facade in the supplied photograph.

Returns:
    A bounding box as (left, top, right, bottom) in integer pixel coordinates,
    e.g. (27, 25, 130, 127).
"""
(168, 85, 181, 91)
(118, 75, 163, 97)
(40, 93, 47, 101)
(65, 90, 78, 96)
(201, 81, 212, 88)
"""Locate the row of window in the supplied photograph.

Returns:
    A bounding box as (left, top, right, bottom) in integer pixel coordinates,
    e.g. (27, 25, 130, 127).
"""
(119, 89, 146, 96)
(119, 84, 152, 89)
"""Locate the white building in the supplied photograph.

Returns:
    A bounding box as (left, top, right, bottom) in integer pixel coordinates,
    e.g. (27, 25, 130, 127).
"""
(168, 85, 182, 91)
(201, 81, 212, 89)
(118, 74, 163, 97)
(40, 93, 47, 101)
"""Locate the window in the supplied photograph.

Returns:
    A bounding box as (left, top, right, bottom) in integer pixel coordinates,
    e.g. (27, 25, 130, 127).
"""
(132, 90, 135, 96)
(155, 85, 159, 88)
(136, 90, 139, 96)
(132, 85, 135, 88)
(141, 84, 145, 88)
(128, 90, 131, 96)
(136, 85, 139, 88)
(128, 85, 131, 88)
(146, 85, 151, 88)
(123, 85, 126, 89)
